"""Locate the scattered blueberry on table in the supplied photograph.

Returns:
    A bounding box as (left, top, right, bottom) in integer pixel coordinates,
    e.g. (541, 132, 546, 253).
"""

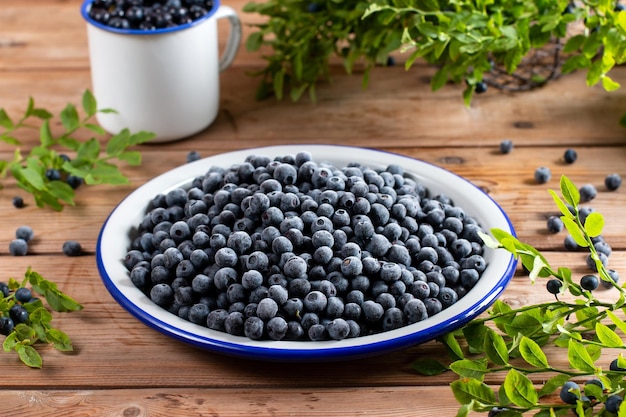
(87, 0, 216, 30)
(534, 166, 552, 184)
(63, 240, 83, 257)
(563, 148, 577, 164)
(12, 196, 24, 209)
(499, 139, 513, 154)
(605, 173, 622, 191)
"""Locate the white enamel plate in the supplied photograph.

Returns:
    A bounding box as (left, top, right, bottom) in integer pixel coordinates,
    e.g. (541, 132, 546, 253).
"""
(97, 145, 517, 361)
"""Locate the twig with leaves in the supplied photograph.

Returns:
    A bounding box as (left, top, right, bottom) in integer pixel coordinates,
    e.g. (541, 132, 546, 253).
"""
(0, 90, 155, 210)
(413, 175, 626, 416)
(0, 268, 83, 368)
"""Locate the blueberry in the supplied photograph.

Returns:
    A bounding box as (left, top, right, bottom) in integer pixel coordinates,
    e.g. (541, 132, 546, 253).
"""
(605, 173, 622, 191)
(283, 255, 308, 278)
(256, 298, 279, 321)
(605, 395, 623, 414)
(404, 298, 427, 323)
(186, 151, 201, 163)
(188, 303, 210, 325)
(0, 316, 14, 335)
(564, 235, 581, 251)
(150, 283, 174, 307)
(559, 381, 580, 405)
(381, 307, 405, 331)
(534, 167, 552, 184)
(563, 148, 578, 164)
(546, 216, 564, 233)
(474, 81, 488, 93)
(14, 287, 32, 303)
(62, 240, 83, 256)
(579, 184, 597, 202)
(499, 140, 513, 154)
(9, 304, 29, 324)
(12, 196, 25, 208)
(225, 312, 246, 336)
(610, 358, 626, 371)
(66, 175, 84, 189)
(9, 239, 28, 256)
(266, 316, 288, 341)
(45, 168, 61, 181)
(326, 318, 350, 340)
(0, 282, 10, 297)
(546, 279, 563, 295)
(580, 274, 599, 291)
(15, 225, 34, 242)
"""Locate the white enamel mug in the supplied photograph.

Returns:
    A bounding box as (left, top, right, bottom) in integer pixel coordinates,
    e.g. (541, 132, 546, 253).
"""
(81, 1, 241, 142)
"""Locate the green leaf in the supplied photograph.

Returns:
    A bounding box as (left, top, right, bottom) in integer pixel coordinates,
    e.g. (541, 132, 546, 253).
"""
(503, 369, 538, 408)
(47, 181, 76, 205)
(560, 176, 580, 207)
(86, 163, 129, 185)
(596, 322, 623, 348)
(105, 129, 131, 155)
(567, 340, 596, 373)
(562, 217, 588, 248)
(608, 311, 626, 336)
(538, 374, 571, 398)
(76, 138, 101, 161)
(60, 103, 80, 132)
(85, 123, 106, 135)
(3, 332, 18, 352)
(411, 358, 448, 376)
(15, 344, 43, 368)
(563, 34, 585, 53)
(485, 328, 509, 366)
(246, 31, 264, 52)
(583, 212, 604, 237)
(602, 75, 621, 92)
(0, 108, 14, 129)
(117, 151, 142, 166)
(82, 89, 98, 117)
(441, 332, 464, 360)
(450, 378, 496, 405)
(128, 130, 155, 145)
(46, 328, 73, 351)
(29, 307, 53, 324)
(39, 119, 54, 147)
(431, 67, 449, 91)
(548, 189, 574, 220)
(519, 336, 549, 368)
(449, 359, 488, 380)
(463, 322, 489, 354)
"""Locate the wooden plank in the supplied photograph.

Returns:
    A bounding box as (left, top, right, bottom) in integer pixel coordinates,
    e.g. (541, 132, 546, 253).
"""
(2, 387, 489, 417)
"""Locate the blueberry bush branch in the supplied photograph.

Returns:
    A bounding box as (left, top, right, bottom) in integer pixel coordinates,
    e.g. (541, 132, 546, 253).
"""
(0, 267, 83, 368)
(0, 90, 156, 210)
(413, 175, 626, 416)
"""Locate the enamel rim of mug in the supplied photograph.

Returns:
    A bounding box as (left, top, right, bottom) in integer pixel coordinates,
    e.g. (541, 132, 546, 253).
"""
(80, 0, 221, 35)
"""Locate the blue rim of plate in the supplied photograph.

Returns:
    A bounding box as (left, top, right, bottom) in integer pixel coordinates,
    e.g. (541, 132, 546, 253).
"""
(96, 145, 518, 362)
(80, 0, 221, 36)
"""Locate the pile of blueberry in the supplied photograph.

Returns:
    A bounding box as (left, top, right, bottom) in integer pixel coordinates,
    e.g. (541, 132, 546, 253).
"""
(87, 0, 215, 31)
(124, 152, 489, 341)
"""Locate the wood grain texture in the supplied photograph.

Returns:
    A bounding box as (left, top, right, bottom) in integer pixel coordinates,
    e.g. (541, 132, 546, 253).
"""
(1, 0, 626, 416)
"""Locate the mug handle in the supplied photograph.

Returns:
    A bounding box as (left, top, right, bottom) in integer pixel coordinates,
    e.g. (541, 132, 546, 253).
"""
(214, 5, 242, 72)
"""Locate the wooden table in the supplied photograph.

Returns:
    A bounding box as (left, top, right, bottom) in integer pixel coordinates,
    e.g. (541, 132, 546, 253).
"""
(1, 1, 625, 415)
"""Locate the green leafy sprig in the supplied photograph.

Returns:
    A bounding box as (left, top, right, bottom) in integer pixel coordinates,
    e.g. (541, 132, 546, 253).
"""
(243, 0, 404, 101)
(365, 0, 626, 106)
(413, 175, 626, 416)
(0, 90, 155, 210)
(1, 268, 83, 368)
(243, 0, 626, 109)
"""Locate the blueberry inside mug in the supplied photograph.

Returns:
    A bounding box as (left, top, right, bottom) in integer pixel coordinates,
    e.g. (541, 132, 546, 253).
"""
(81, 0, 242, 142)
